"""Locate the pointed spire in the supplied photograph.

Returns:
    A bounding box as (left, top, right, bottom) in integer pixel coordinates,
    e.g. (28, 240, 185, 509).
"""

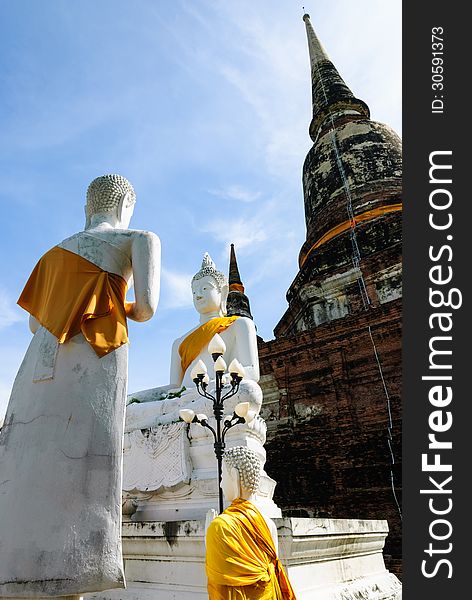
(302, 13, 369, 140)
(303, 13, 330, 65)
(226, 244, 253, 320)
(229, 243, 244, 293)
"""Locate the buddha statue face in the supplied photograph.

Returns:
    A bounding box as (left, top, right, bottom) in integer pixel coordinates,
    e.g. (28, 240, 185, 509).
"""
(191, 253, 229, 317)
(192, 275, 225, 316)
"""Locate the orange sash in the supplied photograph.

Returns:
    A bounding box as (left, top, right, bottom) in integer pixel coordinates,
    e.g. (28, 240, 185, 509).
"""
(299, 203, 402, 267)
(178, 316, 239, 375)
(205, 498, 297, 600)
(18, 246, 128, 357)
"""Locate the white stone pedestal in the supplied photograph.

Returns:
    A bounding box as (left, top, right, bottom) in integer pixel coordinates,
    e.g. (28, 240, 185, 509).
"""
(122, 417, 281, 521)
(86, 518, 401, 600)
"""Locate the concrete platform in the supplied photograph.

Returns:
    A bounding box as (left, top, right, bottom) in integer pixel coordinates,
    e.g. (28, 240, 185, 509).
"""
(87, 517, 401, 600)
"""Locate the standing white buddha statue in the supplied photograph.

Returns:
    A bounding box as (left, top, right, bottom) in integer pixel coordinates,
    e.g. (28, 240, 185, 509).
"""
(0, 174, 161, 599)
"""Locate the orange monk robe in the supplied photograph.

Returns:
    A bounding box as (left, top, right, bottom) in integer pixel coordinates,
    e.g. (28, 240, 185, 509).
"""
(17, 246, 128, 357)
(178, 316, 239, 376)
(206, 498, 297, 600)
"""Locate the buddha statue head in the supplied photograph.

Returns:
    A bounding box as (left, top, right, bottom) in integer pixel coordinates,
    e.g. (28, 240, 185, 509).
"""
(221, 446, 262, 503)
(191, 253, 229, 317)
(85, 174, 136, 229)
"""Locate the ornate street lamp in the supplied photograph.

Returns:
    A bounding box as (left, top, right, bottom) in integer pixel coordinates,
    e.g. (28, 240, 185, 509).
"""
(179, 334, 256, 513)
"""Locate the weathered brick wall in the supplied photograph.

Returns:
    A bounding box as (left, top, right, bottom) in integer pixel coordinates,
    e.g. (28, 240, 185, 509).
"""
(258, 299, 402, 577)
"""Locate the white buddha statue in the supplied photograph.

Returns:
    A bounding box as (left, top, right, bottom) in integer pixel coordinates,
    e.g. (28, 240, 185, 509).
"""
(125, 253, 262, 431)
(218, 446, 278, 549)
(0, 174, 161, 599)
(205, 447, 296, 599)
(122, 254, 281, 523)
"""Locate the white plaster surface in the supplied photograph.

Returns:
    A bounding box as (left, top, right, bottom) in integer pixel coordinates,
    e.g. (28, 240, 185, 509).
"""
(125, 318, 262, 431)
(125, 378, 263, 431)
(2, 597, 82, 600)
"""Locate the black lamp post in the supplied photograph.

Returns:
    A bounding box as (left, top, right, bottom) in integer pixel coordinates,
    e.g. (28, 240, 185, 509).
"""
(179, 336, 254, 514)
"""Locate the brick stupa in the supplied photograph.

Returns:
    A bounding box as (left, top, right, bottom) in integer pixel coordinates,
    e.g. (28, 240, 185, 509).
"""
(257, 13, 403, 576)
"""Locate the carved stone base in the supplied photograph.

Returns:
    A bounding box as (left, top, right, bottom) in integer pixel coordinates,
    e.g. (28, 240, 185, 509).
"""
(86, 518, 401, 600)
(122, 416, 281, 521)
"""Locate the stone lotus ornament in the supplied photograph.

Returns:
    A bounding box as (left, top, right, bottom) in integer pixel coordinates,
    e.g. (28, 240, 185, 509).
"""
(208, 332, 226, 356)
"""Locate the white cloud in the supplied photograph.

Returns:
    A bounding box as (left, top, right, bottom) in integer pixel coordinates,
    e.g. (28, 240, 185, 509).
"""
(160, 268, 193, 309)
(208, 185, 262, 203)
(201, 0, 400, 179)
(0, 0, 401, 384)
(0, 290, 23, 330)
(217, 50, 309, 181)
(202, 215, 268, 253)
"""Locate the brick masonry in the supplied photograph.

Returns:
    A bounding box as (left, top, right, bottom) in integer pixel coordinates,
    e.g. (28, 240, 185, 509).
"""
(258, 300, 402, 576)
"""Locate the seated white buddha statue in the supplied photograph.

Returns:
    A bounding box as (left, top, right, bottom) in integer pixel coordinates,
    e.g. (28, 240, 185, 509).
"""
(125, 253, 262, 431)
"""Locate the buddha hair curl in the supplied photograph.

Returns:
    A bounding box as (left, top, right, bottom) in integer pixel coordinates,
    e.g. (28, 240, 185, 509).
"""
(224, 446, 261, 494)
(86, 174, 136, 215)
(192, 252, 228, 292)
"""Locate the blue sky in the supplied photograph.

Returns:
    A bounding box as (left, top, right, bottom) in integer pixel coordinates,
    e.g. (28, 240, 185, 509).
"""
(0, 0, 401, 418)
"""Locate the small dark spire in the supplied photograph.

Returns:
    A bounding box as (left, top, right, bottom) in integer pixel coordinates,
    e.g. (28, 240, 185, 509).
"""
(226, 244, 253, 320)
(229, 243, 244, 292)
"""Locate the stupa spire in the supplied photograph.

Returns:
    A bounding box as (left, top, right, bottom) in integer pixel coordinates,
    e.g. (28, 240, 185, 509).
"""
(303, 12, 330, 64)
(229, 243, 244, 293)
(302, 13, 370, 140)
(226, 244, 253, 320)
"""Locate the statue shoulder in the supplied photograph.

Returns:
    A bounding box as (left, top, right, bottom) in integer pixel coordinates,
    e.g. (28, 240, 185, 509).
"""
(207, 512, 233, 537)
(78, 229, 160, 255)
(230, 316, 256, 334)
(171, 335, 185, 352)
(125, 230, 161, 259)
(126, 229, 161, 245)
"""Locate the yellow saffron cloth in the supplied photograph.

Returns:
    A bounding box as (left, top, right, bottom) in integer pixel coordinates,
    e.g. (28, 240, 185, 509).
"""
(299, 203, 402, 267)
(206, 498, 297, 600)
(178, 316, 239, 375)
(17, 246, 128, 358)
